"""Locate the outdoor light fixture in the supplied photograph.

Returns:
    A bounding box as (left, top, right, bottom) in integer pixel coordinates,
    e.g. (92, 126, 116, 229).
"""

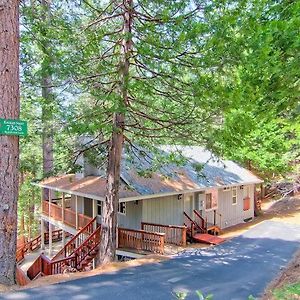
(178, 194, 183, 200)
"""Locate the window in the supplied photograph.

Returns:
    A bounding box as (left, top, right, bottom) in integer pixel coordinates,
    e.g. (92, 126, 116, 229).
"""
(232, 187, 237, 205)
(118, 202, 126, 215)
(244, 186, 250, 197)
(223, 187, 231, 192)
(97, 201, 102, 216)
(205, 193, 212, 210)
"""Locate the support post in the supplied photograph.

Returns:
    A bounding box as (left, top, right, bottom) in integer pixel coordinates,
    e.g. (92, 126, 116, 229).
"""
(213, 210, 216, 226)
(62, 230, 66, 247)
(41, 220, 45, 250)
(48, 189, 51, 217)
(182, 226, 187, 247)
(75, 195, 78, 230)
(48, 224, 53, 257)
(92, 199, 97, 230)
(62, 192, 65, 223)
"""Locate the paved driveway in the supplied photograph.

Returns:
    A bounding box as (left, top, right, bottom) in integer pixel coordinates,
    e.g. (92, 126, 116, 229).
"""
(3, 220, 300, 300)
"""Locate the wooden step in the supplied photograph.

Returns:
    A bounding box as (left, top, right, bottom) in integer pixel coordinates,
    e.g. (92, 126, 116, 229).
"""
(192, 233, 225, 245)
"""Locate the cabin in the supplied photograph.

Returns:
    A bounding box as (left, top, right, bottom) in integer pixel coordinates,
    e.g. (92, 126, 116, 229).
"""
(22, 145, 262, 279)
(36, 145, 262, 245)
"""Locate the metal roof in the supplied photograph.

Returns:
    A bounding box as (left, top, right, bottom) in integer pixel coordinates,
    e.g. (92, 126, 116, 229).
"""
(120, 145, 263, 196)
(37, 145, 262, 201)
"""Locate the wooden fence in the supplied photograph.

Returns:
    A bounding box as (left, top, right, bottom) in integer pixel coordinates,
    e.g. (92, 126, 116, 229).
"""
(118, 227, 165, 254)
(141, 222, 187, 246)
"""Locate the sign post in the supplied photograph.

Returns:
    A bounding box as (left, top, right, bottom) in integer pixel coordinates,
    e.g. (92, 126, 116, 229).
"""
(0, 118, 28, 137)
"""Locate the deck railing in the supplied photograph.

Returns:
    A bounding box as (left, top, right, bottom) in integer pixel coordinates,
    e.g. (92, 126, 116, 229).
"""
(118, 227, 165, 254)
(27, 218, 101, 280)
(16, 230, 63, 263)
(193, 210, 207, 230)
(52, 217, 97, 260)
(141, 222, 187, 246)
(41, 200, 93, 230)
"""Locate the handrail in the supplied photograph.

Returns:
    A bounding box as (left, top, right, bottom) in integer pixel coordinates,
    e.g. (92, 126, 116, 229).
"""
(41, 200, 93, 230)
(193, 210, 207, 230)
(52, 216, 97, 260)
(27, 222, 101, 279)
(16, 230, 63, 263)
(141, 222, 187, 246)
(72, 226, 101, 266)
(183, 211, 203, 232)
(118, 227, 165, 236)
(141, 222, 186, 230)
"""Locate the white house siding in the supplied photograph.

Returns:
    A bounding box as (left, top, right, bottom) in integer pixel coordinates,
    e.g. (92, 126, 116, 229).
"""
(142, 195, 184, 226)
(217, 185, 255, 229)
(118, 200, 143, 229)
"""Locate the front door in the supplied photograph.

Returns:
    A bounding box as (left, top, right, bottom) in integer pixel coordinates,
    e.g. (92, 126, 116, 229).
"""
(184, 193, 194, 217)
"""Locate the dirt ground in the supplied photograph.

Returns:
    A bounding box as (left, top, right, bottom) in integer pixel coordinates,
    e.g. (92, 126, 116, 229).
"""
(1, 195, 300, 297)
(261, 250, 300, 300)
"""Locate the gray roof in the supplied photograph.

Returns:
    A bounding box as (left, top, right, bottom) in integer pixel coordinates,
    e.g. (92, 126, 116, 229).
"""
(120, 145, 263, 197)
(37, 145, 262, 201)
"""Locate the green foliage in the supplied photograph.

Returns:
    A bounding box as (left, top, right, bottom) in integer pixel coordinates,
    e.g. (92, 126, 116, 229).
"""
(273, 282, 300, 300)
(204, 0, 300, 178)
(173, 290, 213, 300)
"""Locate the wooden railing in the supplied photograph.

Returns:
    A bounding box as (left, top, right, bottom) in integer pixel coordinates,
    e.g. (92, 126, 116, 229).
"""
(78, 213, 92, 229)
(64, 208, 76, 227)
(73, 226, 101, 267)
(49, 255, 77, 275)
(27, 255, 43, 280)
(193, 210, 207, 230)
(183, 212, 204, 236)
(141, 222, 186, 246)
(52, 217, 97, 260)
(27, 218, 101, 280)
(16, 230, 63, 263)
(118, 228, 165, 254)
(41, 200, 93, 230)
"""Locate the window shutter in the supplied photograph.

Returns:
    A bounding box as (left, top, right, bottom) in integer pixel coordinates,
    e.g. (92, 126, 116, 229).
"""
(243, 197, 250, 211)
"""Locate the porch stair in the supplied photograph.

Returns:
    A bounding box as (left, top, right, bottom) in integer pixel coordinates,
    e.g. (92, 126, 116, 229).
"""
(192, 233, 225, 245)
(26, 217, 101, 280)
(184, 211, 225, 244)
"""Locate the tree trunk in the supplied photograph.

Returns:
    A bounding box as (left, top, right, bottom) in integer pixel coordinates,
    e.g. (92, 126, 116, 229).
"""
(0, 0, 20, 285)
(98, 0, 133, 264)
(98, 113, 124, 264)
(41, 0, 54, 200)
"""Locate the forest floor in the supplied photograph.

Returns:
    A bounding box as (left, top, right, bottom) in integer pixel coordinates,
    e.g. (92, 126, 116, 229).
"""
(1, 194, 299, 298)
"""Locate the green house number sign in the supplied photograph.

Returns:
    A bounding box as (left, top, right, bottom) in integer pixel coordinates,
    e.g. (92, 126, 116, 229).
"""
(0, 118, 28, 137)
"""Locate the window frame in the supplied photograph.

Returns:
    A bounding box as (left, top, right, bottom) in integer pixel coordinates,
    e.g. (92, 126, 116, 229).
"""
(97, 200, 102, 216)
(118, 202, 126, 215)
(244, 186, 250, 198)
(232, 187, 237, 205)
(205, 193, 213, 210)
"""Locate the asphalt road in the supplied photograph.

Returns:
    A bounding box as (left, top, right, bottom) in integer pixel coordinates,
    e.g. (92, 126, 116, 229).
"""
(3, 220, 300, 300)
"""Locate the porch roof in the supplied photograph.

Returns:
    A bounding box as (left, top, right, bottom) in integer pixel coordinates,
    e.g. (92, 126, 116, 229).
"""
(35, 174, 140, 201)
